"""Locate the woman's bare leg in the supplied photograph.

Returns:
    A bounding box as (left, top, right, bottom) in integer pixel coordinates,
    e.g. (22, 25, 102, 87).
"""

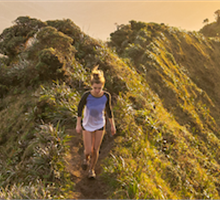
(82, 130, 92, 161)
(90, 130, 104, 170)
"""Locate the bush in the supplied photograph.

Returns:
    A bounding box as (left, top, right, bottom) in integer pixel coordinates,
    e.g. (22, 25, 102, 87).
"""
(125, 43, 144, 61)
(34, 81, 79, 125)
(36, 48, 63, 79)
(0, 16, 46, 59)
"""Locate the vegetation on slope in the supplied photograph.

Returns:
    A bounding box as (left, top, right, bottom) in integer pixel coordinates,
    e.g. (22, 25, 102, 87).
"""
(107, 20, 220, 198)
(200, 21, 220, 37)
(0, 16, 220, 199)
(200, 9, 220, 37)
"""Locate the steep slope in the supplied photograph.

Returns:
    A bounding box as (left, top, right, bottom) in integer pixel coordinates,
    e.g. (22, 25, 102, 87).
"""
(109, 20, 220, 135)
(107, 21, 220, 198)
(0, 17, 220, 199)
(199, 21, 220, 37)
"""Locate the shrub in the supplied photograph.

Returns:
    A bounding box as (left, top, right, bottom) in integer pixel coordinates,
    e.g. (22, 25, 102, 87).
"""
(34, 81, 79, 125)
(36, 48, 63, 79)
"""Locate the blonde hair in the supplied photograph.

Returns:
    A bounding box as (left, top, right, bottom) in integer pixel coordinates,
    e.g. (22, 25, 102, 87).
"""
(91, 65, 105, 85)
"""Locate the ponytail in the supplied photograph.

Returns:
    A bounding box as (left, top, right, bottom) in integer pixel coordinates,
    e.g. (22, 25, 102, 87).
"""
(91, 65, 105, 85)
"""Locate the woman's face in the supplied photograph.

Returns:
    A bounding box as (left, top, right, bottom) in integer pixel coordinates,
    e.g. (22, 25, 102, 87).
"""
(92, 83, 104, 96)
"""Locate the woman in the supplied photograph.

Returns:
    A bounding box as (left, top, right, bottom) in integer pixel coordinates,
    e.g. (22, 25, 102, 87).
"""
(76, 66, 116, 179)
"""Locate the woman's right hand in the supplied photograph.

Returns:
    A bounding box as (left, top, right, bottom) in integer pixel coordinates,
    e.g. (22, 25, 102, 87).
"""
(76, 124, 82, 134)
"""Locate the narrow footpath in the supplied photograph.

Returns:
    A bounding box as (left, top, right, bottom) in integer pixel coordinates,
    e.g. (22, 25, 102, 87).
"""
(66, 123, 115, 199)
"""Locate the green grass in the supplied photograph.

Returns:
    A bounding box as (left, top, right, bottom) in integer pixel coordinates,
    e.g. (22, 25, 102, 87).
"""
(0, 84, 75, 198)
(0, 17, 220, 199)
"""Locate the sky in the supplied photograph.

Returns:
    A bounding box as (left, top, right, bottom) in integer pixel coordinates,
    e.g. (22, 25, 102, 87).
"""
(0, 0, 220, 41)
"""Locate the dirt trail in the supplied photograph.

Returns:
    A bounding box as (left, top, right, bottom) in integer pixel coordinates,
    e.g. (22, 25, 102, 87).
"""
(66, 124, 115, 199)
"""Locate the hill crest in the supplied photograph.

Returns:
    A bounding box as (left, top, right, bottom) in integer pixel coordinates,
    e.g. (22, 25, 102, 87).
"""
(0, 16, 220, 199)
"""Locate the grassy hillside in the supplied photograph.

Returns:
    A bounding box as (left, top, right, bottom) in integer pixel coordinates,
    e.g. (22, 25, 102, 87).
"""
(200, 21, 220, 37)
(107, 21, 220, 199)
(0, 17, 220, 199)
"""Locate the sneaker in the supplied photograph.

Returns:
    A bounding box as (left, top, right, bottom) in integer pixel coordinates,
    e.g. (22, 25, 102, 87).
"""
(88, 169, 96, 179)
(81, 159, 89, 171)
